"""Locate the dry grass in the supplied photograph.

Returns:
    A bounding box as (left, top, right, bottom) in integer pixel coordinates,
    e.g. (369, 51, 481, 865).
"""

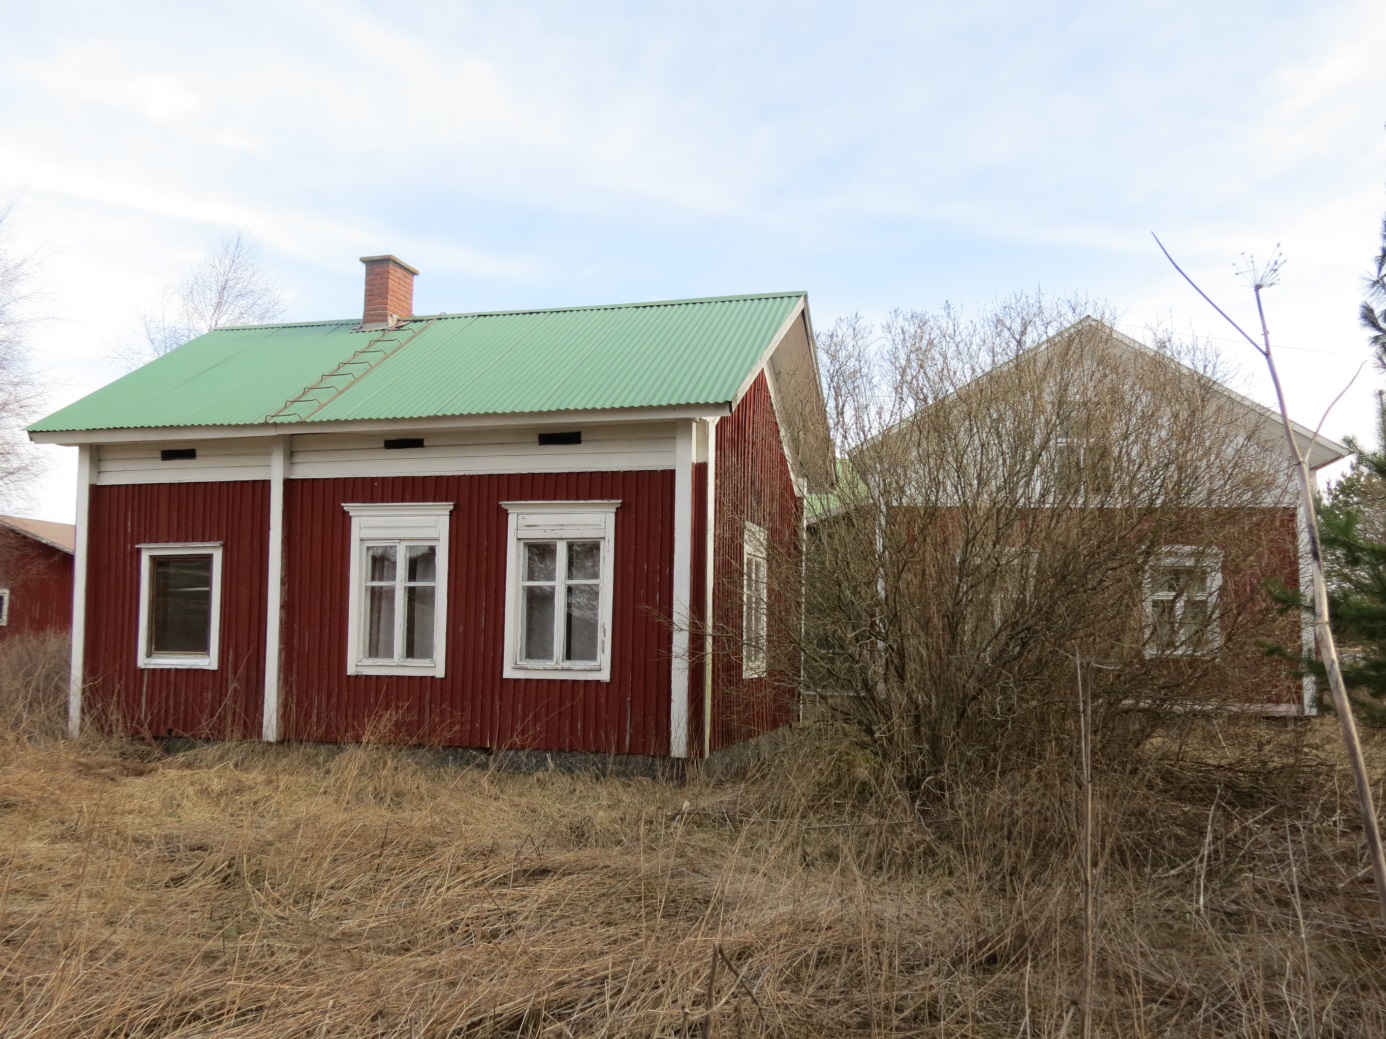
(2, 640, 1385, 1036)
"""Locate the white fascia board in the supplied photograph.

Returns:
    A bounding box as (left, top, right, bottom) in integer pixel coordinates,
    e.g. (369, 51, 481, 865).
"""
(28, 404, 733, 447)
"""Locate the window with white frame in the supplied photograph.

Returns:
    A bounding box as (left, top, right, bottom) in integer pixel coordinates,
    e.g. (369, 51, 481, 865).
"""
(344, 503, 452, 677)
(743, 522, 769, 679)
(502, 501, 619, 681)
(0, 588, 9, 626)
(137, 544, 223, 669)
(1145, 546, 1222, 657)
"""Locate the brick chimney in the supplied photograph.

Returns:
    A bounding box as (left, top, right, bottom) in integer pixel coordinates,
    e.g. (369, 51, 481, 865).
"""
(359, 255, 418, 327)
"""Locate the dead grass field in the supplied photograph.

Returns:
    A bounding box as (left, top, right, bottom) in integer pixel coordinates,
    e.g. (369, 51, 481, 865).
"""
(3, 635, 1386, 1037)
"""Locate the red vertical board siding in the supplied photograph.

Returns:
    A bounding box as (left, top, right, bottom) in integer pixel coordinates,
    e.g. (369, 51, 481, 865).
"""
(0, 533, 73, 640)
(688, 460, 708, 757)
(711, 373, 802, 751)
(280, 470, 675, 755)
(84, 481, 268, 739)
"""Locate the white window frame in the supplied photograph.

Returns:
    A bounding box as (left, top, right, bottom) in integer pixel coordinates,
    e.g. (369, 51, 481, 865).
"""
(137, 543, 224, 670)
(344, 503, 453, 677)
(501, 500, 619, 682)
(0, 587, 9, 626)
(743, 521, 769, 679)
(1144, 545, 1223, 658)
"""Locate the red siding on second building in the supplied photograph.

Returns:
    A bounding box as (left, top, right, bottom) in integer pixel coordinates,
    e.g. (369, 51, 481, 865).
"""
(83, 481, 269, 738)
(0, 531, 73, 640)
(280, 470, 675, 754)
(711, 372, 802, 751)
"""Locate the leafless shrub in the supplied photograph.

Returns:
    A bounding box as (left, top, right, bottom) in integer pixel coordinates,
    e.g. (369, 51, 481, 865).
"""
(804, 296, 1301, 797)
(0, 631, 69, 742)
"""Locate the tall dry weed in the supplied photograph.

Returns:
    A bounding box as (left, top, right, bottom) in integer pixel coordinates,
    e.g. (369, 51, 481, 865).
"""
(0, 631, 67, 742)
(1, 696, 1384, 1035)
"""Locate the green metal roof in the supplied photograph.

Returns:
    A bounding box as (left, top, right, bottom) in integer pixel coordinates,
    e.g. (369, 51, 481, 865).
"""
(31, 292, 806, 434)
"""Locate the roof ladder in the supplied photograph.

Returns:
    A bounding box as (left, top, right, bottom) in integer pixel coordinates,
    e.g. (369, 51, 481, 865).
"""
(265, 317, 440, 423)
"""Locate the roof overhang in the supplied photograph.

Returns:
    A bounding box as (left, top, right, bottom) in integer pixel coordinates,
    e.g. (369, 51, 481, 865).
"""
(27, 403, 736, 447)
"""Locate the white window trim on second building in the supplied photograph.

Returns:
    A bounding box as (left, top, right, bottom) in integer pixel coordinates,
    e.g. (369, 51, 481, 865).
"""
(0, 587, 9, 626)
(1143, 544, 1223, 658)
(501, 500, 620, 682)
(743, 521, 769, 679)
(343, 503, 453, 678)
(136, 542, 224, 670)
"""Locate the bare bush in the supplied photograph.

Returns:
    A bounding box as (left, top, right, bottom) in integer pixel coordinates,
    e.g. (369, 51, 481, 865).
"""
(804, 297, 1301, 795)
(0, 631, 69, 742)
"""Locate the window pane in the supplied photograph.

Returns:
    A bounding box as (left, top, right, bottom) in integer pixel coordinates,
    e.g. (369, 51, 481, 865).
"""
(405, 585, 435, 660)
(523, 585, 555, 661)
(564, 583, 600, 662)
(149, 555, 212, 654)
(567, 541, 601, 581)
(1150, 599, 1176, 653)
(1182, 599, 1210, 650)
(366, 585, 395, 658)
(406, 544, 436, 583)
(367, 545, 397, 582)
(525, 542, 556, 582)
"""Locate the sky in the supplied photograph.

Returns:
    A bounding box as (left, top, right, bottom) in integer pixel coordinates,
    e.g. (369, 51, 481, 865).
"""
(3, 0, 1385, 521)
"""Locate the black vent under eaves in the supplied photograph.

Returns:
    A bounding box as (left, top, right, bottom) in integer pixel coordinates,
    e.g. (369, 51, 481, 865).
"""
(537, 431, 582, 446)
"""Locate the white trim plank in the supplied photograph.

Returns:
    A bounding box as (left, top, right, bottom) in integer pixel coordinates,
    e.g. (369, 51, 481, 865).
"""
(262, 436, 290, 741)
(670, 421, 695, 758)
(291, 424, 677, 479)
(67, 445, 97, 739)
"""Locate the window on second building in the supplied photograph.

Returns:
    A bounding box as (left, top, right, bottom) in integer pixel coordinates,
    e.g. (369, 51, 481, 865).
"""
(502, 501, 619, 681)
(1145, 546, 1222, 657)
(137, 544, 223, 669)
(743, 522, 769, 679)
(0, 588, 9, 626)
(344, 504, 453, 677)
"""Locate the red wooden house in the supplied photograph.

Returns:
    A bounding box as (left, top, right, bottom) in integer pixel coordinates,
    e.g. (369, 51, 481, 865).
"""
(0, 515, 75, 642)
(30, 257, 834, 760)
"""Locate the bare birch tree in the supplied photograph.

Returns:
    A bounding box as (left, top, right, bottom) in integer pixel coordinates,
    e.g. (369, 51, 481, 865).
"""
(127, 231, 285, 364)
(0, 204, 44, 509)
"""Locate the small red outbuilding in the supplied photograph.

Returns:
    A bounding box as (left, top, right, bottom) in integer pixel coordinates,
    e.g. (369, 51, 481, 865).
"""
(29, 258, 834, 760)
(0, 515, 75, 641)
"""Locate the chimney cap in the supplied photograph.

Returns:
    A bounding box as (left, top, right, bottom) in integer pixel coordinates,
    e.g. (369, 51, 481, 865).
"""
(359, 255, 420, 276)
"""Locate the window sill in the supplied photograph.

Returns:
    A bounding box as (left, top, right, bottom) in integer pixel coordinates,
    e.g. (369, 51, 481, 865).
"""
(504, 662, 611, 682)
(351, 660, 445, 678)
(139, 655, 216, 670)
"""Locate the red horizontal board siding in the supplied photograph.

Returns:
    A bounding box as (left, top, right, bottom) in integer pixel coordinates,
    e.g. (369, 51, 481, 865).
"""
(0, 532, 73, 640)
(84, 481, 268, 738)
(280, 470, 674, 754)
(712, 373, 801, 751)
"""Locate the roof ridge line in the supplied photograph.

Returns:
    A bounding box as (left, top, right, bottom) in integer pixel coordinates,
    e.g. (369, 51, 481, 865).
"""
(210, 291, 809, 333)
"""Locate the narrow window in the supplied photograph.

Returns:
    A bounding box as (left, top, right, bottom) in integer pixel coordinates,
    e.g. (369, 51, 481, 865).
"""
(0, 588, 9, 626)
(160, 448, 197, 461)
(137, 544, 223, 669)
(502, 501, 619, 681)
(1145, 547, 1222, 657)
(344, 504, 453, 677)
(743, 522, 769, 678)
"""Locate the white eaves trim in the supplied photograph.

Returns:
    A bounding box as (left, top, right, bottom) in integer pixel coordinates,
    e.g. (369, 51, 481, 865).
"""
(28, 404, 734, 447)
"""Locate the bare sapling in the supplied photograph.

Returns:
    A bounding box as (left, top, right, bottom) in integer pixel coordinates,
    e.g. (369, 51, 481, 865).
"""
(1154, 234, 1386, 921)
